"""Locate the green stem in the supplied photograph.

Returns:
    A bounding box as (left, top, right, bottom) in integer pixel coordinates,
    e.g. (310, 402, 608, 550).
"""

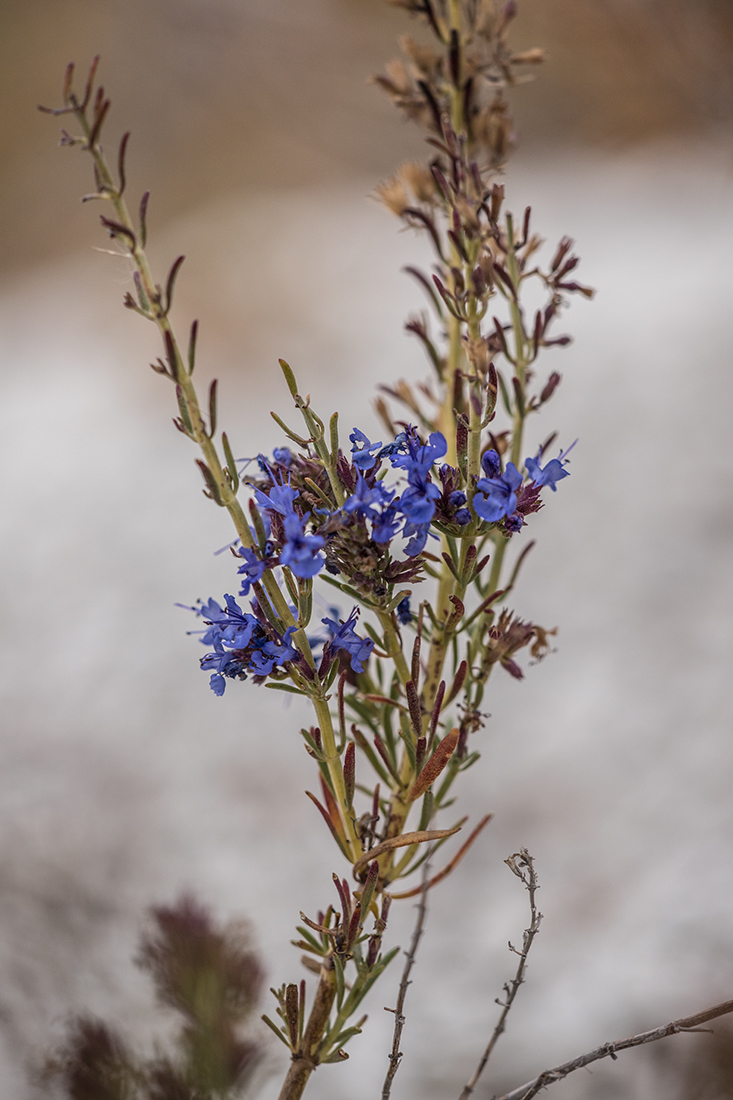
(312, 695, 360, 860)
(74, 102, 316, 668)
(377, 610, 411, 686)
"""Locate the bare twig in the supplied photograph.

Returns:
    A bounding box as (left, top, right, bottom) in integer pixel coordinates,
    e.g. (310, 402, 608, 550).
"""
(458, 848, 542, 1100)
(382, 865, 431, 1100)
(496, 998, 733, 1100)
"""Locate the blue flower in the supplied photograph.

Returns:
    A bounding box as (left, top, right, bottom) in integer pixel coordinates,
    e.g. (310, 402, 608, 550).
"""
(524, 454, 570, 491)
(322, 607, 374, 673)
(237, 546, 269, 595)
(481, 449, 502, 479)
(454, 507, 471, 526)
(505, 512, 524, 533)
(256, 447, 292, 474)
(371, 502, 402, 544)
(473, 463, 523, 523)
(402, 520, 433, 556)
(343, 474, 395, 522)
(249, 627, 298, 675)
(396, 596, 413, 625)
(350, 428, 383, 471)
(377, 432, 407, 459)
(201, 640, 247, 695)
(399, 479, 441, 525)
(197, 595, 257, 649)
(273, 447, 292, 467)
(280, 512, 325, 578)
(390, 429, 447, 479)
(388, 428, 447, 549)
(254, 480, 298, 516)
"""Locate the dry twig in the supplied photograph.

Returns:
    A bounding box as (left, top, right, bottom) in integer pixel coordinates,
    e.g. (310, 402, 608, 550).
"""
(496, 998, 733, 1100)
(458, 848, 542, 1100)
(381, 865, 431, 1100)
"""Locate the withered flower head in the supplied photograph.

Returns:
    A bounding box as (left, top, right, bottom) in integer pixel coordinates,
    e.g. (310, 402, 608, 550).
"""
(375, 174, 411, 216)
(400, 161, 439, 205)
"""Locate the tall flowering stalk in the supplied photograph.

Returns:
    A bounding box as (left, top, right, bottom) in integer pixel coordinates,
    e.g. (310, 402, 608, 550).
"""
(41, 3, 602, 1098)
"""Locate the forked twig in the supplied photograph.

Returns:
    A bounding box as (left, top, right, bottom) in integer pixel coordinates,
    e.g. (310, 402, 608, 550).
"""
(496, 998, 733, 1100)
(458, 848, 542, 1100)
(382, 864, 431, 1100)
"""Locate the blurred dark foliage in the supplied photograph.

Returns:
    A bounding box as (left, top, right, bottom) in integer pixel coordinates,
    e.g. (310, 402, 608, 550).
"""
(44, 896, 264, 1100)
(2, 0, 732, 275)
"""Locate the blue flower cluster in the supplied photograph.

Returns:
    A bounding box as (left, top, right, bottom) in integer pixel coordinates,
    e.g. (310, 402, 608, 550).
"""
(254, 474, 326, 579)
(473, 448, 570, 530)
(347, 426, 447, 555)
(192, 595, 297, 695)
(184, 430, 572, 694)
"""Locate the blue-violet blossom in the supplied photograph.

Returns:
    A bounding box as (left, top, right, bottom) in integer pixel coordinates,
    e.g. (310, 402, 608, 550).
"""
(322, 607, 374, 673)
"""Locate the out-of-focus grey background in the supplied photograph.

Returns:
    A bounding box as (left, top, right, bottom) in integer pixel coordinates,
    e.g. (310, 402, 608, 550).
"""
(2, 1, 733, 1097)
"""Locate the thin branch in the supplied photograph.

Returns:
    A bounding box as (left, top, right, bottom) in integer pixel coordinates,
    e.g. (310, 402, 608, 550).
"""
(382, 864, 431, 1100)
(458, 848, 542, 1100)
(496, 998, 733, 1100)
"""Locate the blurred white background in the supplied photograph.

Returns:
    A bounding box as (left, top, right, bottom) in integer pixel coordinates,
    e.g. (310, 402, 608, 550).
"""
(2, 2, 733, 1098)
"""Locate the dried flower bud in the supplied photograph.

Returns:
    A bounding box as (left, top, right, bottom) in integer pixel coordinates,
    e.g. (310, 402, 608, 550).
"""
(476, 96, 515, 168)
(399, 35, 440, 79)
(540, 371, 562, 404)
(464, 335, 492, 374)
(375, 176, 410, 216)
(454, 194, 480, 235)
(400, 161, 438, 204)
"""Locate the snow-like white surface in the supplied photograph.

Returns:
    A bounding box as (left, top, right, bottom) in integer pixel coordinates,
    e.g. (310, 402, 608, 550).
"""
(1, 144, 733, 1099)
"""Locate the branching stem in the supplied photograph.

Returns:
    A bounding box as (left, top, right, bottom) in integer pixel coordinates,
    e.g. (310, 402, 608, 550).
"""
(382, 865, 431, 1100)
(458, 848, 542, 1100)
(496, 999, 733, 1100)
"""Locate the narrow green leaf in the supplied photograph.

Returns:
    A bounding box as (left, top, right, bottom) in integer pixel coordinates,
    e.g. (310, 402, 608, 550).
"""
(261, 1014, 291, 1048)
(222, 431, 239, 493)
(279, 358, 299, 398)
(270, 411, 310, 446)
(265, 682, 308, 696)
(329, 411, 340, 463)
(386, 588, 412, 613)
(333, 952, 345, 1009)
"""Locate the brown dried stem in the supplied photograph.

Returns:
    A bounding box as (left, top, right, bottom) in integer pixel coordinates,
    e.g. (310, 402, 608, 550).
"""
(382, 864, 431, 1100)
(458, 848, 541, 1100)
(496, 998, 733, 1100)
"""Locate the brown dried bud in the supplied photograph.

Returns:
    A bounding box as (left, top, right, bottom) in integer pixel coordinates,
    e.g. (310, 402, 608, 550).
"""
(375, 175, 410, 216)
(530, 625, 557, 660)
(454, 194, 480, 235)
(489, 183, 505, 223)
(400, 161, 438, 205)
(475, 96, 515, 168)
(384, 57, 411, 95)
(478, 247, 495, 285)
(540, 371, 562, 404)
(408, 727, 460, 802)
(399, 35, 440, 79)
(464, 335, 492, 374)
